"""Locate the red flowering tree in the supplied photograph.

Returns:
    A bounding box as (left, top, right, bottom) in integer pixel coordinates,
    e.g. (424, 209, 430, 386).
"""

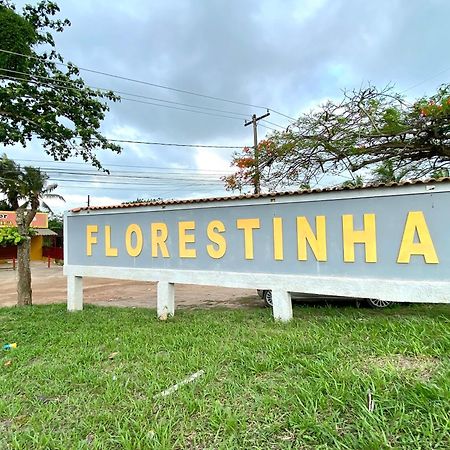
(224, 84, 450, 192)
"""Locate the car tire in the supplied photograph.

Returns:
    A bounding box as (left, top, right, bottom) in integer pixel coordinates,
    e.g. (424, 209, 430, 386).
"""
(262, 290, 273, 308)
(365, 298, 392, 308)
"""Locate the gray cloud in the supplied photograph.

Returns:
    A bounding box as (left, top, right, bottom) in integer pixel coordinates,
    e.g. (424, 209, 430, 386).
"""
(5, 0, 450, 208)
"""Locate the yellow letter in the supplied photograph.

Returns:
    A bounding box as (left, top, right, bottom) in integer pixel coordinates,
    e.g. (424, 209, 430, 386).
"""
(105, 225, 118, 257)
(273, 217, 284, 261)
(236, 218, 260, 259)
(207, 220, 227, 259)
(86, 225, 98, 256)
(297, 216, 327, 261)
(179, 221, 196, 258)
(151, 223, 169, 258)
(397, 211, 439, 264)
(342, 214, 377, 263)
(125, 224, 143, 257)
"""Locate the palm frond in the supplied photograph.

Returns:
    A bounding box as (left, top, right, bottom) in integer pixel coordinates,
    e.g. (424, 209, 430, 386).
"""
(43, 193, 65, 202)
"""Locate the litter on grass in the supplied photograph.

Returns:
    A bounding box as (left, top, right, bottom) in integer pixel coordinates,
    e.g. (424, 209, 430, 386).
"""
(2, 343, 17, 350)
(367, 389, 375, 412)
(154, 370, 205, 398)
(108, 351, 119, 360)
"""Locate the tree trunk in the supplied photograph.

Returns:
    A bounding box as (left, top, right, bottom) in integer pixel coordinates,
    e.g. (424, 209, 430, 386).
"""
(16, 208, 35, 306)
(17, 238, 32, 306)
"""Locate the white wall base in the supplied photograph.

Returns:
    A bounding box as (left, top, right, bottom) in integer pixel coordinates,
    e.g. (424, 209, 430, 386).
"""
(67, 275, 83, 311)
(272, 290, 293, 322)
(157, 281, 175, 320)
(63, 265, 450, 322)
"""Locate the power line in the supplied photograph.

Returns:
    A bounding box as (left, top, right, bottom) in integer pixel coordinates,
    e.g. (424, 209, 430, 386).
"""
(0, 166, 227, 183)
(0, 164, 228, 183)
(401, 66, 450, 94)
(0, 178, 223, 193)
(118, 96, 246, 121)
(38, 169, 225, 182)
(258, 123, 278, 132)
(9, 158, 233, 174)
(2, 71, 282, 131)
(261, 119, 286, 129)
(45, 177, 223, 186)
(1, 72, 249, 122)
(0, 68, 254, 119)
(0, 174, 225, 188)
(28, 133, 248, 149)
(74, 137, 245, 149)
(0, 48, 295, 122)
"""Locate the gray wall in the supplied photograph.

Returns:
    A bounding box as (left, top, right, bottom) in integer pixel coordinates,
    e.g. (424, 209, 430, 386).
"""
(65, 190, 449, 281)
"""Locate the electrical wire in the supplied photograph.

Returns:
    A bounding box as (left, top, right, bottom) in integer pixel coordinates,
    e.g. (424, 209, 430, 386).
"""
(38, 170, 225, 182)
(0, 168, 226, 184)
(0, 67, 253, 118)
(401, 66, 450, 94)
(2, 72, 283, 131)
(1, 72, 248, 122)
(10, 158, 234, 174)
(0, 48, 296, 122)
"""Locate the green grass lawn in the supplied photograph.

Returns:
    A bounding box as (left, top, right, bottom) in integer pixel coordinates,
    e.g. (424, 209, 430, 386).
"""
(0, 303, 449, 449)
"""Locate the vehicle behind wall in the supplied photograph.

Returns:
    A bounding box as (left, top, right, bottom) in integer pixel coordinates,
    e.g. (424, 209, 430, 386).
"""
(256, 290, 393, 309)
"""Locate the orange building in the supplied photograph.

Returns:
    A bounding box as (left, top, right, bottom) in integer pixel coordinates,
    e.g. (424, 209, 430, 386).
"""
(0, 211, 57, 261)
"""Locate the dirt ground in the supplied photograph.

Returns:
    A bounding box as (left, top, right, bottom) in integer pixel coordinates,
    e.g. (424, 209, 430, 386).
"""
(0, 261, 261, 309)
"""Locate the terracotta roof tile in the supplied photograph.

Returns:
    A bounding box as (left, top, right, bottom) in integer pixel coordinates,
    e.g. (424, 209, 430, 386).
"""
(70, 177, 450, 212)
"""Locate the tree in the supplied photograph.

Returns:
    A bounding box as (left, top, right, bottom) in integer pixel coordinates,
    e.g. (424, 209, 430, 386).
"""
(224, 84, 450, 192)
(47, 212, 62, 231)
(0, 154, 64, 305)
(122, 197, 164, 205)
(0, 1, 121, 169)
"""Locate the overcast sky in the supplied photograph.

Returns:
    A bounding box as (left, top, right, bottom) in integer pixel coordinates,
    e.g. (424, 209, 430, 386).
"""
(3, 0, 450, 212)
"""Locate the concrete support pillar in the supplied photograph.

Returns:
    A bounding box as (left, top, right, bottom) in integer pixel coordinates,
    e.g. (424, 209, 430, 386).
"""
(272, 289, 293, 322)
(67, 275, 83, 311)
(157, 281, 175, 320)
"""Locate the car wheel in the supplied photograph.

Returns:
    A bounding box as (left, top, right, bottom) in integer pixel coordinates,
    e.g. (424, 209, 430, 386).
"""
(366, 298, 392, 308)
(263, 290, 273, 308)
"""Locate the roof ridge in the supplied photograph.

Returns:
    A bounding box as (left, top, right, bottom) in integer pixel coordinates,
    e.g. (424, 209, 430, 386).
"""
(70, 177, 450, 212)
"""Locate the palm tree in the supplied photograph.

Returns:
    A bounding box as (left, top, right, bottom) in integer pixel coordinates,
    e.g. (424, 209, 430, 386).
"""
(0, 154, 64, 305)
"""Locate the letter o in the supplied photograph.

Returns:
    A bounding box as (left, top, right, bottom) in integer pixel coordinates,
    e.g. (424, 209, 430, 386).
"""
(125, 224, 143, 257)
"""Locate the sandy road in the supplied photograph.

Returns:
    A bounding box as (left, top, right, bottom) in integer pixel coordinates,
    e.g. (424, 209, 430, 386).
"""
(0, 261, 260, 309)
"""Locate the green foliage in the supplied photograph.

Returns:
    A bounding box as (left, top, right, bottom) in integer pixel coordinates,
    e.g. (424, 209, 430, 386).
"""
(0, 226, 23, 246)
(0, 1, 121, 169)
(47, 213, 62, 230)
(0, 154, 64, 254)
(0, 153, 64, 214)
(431, 168, 450, 179)
(0, 198, 11, 209)
(122, 197, 164, 204)
(341, 175, 364, 188)
(226, 84, 450, 192)
(0, 225, 34, 246)
(372, 160, 409, 183)
(0, 4, 37, 72)
(0, 155, 63, 305)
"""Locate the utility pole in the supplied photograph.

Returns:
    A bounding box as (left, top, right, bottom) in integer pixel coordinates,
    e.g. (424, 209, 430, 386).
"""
(245, 110, 270, 194)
